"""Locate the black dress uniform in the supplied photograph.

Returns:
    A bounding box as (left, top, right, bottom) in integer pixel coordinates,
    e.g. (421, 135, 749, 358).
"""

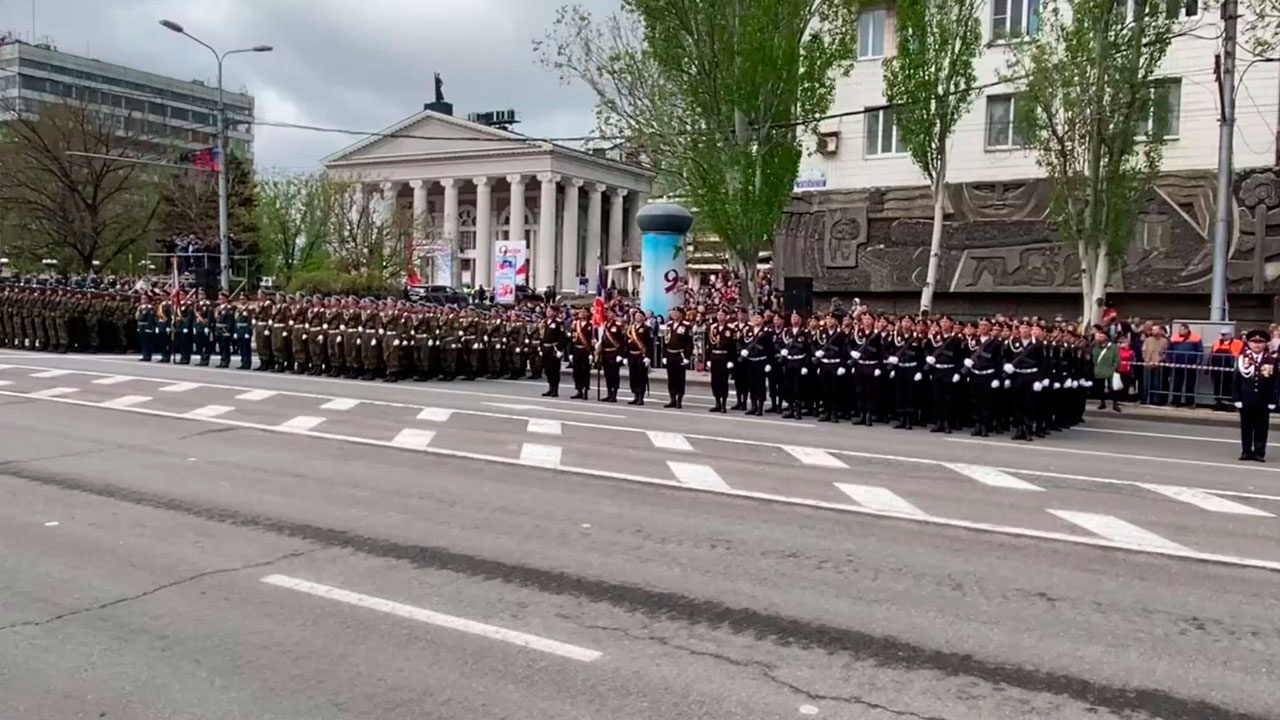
(626, 320, 652, 405)
(889, 331, 925, 429)
(706, 320, 737, 412)
(599, 318, 626, 402)
(235, 304, 253, 369)
(850, 326, 882, 426)
(570, 318, 594, 399)
(780, 325, 811, 420)
(1007, 335, 1045, 441)
(215, 302, 235, 368)
(1234, 331, 1278, 462)
(136, 300, 156, 362)
(663, 316, 693, 408)
(742, 321, 774, 416)
(816, 327, 847, 423)
(540, 314, 567, 397)
(966, 332, 1003, 437)
(926, 330, 964, 433)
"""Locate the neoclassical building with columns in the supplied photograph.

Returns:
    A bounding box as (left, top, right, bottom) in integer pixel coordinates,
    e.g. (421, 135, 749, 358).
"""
(321, 107, 656, 292)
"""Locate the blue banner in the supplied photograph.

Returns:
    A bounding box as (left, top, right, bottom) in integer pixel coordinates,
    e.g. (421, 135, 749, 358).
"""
(640, 230, 687, 319)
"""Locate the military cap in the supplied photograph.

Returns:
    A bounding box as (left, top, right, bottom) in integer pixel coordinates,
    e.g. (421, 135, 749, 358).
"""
(1245, 329, 1268, 343)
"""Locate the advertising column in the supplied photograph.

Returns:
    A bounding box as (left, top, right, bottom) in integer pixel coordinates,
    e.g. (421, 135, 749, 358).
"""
(638, 203, 694, 319)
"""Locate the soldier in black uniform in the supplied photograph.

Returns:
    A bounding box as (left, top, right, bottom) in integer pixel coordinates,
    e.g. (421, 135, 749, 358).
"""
(136, 294, 156, 362)
(598, 308, 626, 402)
(215, 293, 235, 368)
(731, 308, 750, 410)
(1234, 329, 1277, 462)
(569, 308, 594, 399)
(815, 314, 847, 422)
(780, 311, 810, 420)
(887, 315, 924, 430)
(1007, 320, 1045, 441)
(849, 312, 882, 426)
(925, 316, 964, 433)
(663, 306, 693, 408)
(540, 305, 567, 397)
(767, 314, 786, 413)
(626, 309, 652, 405)
(706, 308, 736, 413)
(235, 300, 253, 369)
(195, 298, 214, 366)
(965, 318, 1003, 437)
(742, 310, 774, 416)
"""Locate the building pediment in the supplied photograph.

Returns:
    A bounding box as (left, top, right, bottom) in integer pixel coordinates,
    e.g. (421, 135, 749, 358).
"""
(322, 109, 541, 165)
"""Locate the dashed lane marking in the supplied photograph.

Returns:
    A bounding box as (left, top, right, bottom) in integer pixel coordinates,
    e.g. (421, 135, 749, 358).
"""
(645, 431, 693, 452)
(91, 375, 131, 385)
(7, 388, 1280, 573)
(390, 428, 436, 450)
(29, 387, 78, 398)
(944, 463, 1043, 491)
(834, 483, 929, 518)
(1048, 510, 1191, 553)
(100, 394, 151, 408)
(185, 404, 235, 419)
(520, 443, 562, 468)
(159, 382, 200, 393)
(416, 407, 455, 422)
(30, 369, 73, 378)
(320, 398, 361, 411)
(260, 574, 601, 662)
(948, 437, 1280, 474)
(783, 445, 849, 469)
(1138, 483, 1274, 517)
(0, 380, 10, 386)
(236, 389, 277, 401)
(527, 418, 562, 435)
(278, 415, 326, 432)
(667, 462, 731, 491)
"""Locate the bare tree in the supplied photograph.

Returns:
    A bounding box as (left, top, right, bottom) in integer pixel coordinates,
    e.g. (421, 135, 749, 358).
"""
(325, 179, 415, 285)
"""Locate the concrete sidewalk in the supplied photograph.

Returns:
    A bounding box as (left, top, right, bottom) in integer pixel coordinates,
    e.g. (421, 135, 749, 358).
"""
(622, 367, 1258, 429)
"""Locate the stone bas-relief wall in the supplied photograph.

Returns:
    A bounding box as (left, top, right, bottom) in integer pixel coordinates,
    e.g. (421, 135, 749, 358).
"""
(776, 169, 1280, 297)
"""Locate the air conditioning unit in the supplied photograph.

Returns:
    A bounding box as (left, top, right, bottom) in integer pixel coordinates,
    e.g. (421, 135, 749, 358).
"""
(816, 131, 840, 156)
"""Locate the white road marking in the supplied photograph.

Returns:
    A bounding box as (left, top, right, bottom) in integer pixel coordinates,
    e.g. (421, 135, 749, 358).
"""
(91, 375, 131, 385)
(278, 415, 326, 432)
(1048, 510, 1191, 552)
(526, 418, 562, 435)
(186, 404, 235, 419)
(11, 387, 1280, 573)
(236, 389, 277, 401)
(320, 398, 361, 411)
(646, 431, 693, 452)
(520, 443, 562, 467)
(159, 382, 200, 393)
(0, 380, 10, 386)
(100, 394, 151, 408)
(390, 428, 436, 450)
(29, 387, 78, 398)
(1076, 426, 1236, 444)
(667, 462, 731, 491)
(944, 463, 1043, 491)
(0, 364, 11, 370)
(783, 445, 848, 469)
(417, 407, 455, 422)
(1138, 483, 1275, 517)
(947, 437, 1280, 474)
(259, 574, 601, 662)
(834, 483, 929, 518)
(486, 402, 626, 419)
(30, 369, 73, 378)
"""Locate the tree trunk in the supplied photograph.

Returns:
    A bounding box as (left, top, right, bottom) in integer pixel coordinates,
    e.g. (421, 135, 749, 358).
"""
(920, 169, 947, 314)
(736, 254, 755, 310)
(1078, 240, 1094, 330)
(1089, 245, 1110, 327)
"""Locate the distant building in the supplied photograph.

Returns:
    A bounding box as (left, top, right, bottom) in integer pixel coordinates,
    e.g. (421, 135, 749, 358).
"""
(0, 36, 254, 159)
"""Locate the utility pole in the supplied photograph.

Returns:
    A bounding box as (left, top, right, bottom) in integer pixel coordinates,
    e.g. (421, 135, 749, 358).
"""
(1210, 0, 1237, 323)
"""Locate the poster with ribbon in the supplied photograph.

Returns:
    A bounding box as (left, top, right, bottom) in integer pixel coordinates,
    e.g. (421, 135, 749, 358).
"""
(640, 231, 686, 319)
(493, 240, 528, 305)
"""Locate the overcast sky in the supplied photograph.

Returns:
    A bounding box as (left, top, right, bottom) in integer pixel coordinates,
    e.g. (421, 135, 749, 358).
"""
(9, 0, 616, 171)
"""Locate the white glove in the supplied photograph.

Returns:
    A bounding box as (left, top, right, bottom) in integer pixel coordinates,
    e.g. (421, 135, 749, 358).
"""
(643, 357, 650, 367)
(912, 372, 921, 382)
(887, 356, 899, 365)
(851, 350, 861, 360)
(800, 367, 808, 376)
(741, 349, 748, 358)
(1003, 363, 1015, 375)
(952, 373, 960, 383)
(1053, 382, 1061, 390)
(356, 339, 362, 346)
(926, 356, 937, 366)
(371, 339, 378, 347)
(683, 357, 690, 367)
(336, 337, 342, 344)
(393, 339, 401, 347)
(1234, 401, 1243, 409)
(874, 369, 881, 377)
(781, 349, 789, 358)
(889, 370, 895, 379)
(815, 350, 825, 359)
(765, 365, 772, 373)
(619, 356, 626, 365)
(555, 351, 563, 359)
(301, 334, 308, 341)
(964, 358, 974, 368)
(1003, 379, 1011, 389)
(727, 362, 734, 370)
(1269, 404, 1276, 411)
(837, 367, 846, 376)
(991, 379, 1000, 389)
(1033, 381, 1043, 392)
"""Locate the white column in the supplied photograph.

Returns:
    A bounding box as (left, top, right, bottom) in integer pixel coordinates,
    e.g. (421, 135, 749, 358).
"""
(506, 173, 526, 251)
(585, 183, 604, 274)
(607, 187, 628, 265)
(442, 178, 460, 288)
(409, 179, 429, 280)
(379, 181, 399, 225)
(536, 172, 560, 291)
(474, 177, 493, 289)
(626, 190, 647, 262)
(560, 178, 583, 292)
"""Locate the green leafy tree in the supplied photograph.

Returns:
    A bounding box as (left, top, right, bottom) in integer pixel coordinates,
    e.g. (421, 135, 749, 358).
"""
(1240, 0, 1280, 57)
(325, 178, 414, 286)
(1005, 0, 1177, 325)
(883, 0, 983, 313)
(253, 172, 339, 284)
(537, 0, 859, 306)
(155, 152, 257, 251)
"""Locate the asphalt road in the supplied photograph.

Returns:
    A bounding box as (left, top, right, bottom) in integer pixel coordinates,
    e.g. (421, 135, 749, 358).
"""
(2, 350, 1278, 720)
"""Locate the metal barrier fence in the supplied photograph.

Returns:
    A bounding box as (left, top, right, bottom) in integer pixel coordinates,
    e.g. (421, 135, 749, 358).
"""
(1125, 360, 1239, 409)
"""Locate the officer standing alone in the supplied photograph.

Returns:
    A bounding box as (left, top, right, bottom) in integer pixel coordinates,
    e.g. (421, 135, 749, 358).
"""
(1235, 329, 1277, 462)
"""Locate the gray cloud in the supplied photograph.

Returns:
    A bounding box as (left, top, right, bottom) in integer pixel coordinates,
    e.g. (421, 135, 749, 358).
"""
(16, 0, 620, 169)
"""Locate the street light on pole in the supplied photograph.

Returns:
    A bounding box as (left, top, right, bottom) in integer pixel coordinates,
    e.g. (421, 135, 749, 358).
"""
(159, 19, 271, 294)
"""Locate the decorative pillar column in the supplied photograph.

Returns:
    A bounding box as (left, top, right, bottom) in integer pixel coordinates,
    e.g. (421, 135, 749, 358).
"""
(474, 177, 493, 290)
(626, 190, 648, 262)
(441, 178, 460, 288)
(608, 187, 628, 265)
(560, 178, 583, 292)
(536, 172, 560, 291)
(409, 179, 430, 281)
(379, 181, 399, 225)
(585, 183, 604, 277)
(506, 173, 526, 250)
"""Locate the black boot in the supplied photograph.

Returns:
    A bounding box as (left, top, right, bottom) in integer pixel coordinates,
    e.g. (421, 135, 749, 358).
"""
(664, 397, 678, 408)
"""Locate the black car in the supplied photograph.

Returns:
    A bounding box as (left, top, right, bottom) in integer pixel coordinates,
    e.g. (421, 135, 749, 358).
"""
(405, 284, 470, 307)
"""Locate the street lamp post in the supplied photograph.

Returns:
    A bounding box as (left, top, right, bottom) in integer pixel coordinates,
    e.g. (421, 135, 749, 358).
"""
(160, 19, 271, 293)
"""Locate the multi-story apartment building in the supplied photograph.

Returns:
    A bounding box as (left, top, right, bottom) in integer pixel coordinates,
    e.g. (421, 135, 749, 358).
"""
(780, 3, 1280, 322)
(0, 36, 254, 159)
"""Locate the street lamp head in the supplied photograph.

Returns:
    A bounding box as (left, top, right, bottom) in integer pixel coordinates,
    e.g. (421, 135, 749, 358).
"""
(159, 19, 185, 33)
(252, 45, 273, 52)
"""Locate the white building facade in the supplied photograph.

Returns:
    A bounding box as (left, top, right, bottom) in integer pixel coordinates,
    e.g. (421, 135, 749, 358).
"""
(322, 109, 655, 292)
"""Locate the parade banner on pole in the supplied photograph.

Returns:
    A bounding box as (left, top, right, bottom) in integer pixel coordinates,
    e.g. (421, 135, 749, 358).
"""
(640, 231, 687, 319)
(493, 240, 528, 305)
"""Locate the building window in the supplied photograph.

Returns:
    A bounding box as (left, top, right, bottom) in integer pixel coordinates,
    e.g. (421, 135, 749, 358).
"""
(857, 9, 887, 59)
(1118, 0, 1198, 20)
(992, 0, 1039, 40)
(985, 94, 1027, 149)
(458, 206, 477, 251)
(1139, 79, 1181, 138)
(865, 106, 907, 156)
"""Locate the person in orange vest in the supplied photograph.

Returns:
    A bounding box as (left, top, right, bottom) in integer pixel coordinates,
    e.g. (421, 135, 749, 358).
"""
(1167, 324, 1203, 407)
(1210, 329, 1245, 408)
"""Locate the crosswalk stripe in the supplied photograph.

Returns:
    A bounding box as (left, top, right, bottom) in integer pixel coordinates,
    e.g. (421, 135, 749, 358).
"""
(391, 428, 436, 450)
(91, 375, 131, 385)
(278, 415, 326, 432)
(646, 431, 693, 451)
(100, 395, 151, 408)
(520, 443, 562, 468)
(783, 445, 848, 469)
(1138, 483, 1274, 517)
(945, 463, 1043, 491)
(0, 364, 12, 370)
(1048, 510, 1190, 551)
(417, 407, 455, 422)
(236, 389, 277, 401)
(527, 418, 562, 435)
(29, 387, 78, 398)
(0, 380, 10, 386)
(30, 369, 73, 378)
(321, 398, 361, 411)
(834, 483, 929, 517)
(186, 405, 235, 419)
(160, 382, 200, 393)
(667, 462, 731, 491)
